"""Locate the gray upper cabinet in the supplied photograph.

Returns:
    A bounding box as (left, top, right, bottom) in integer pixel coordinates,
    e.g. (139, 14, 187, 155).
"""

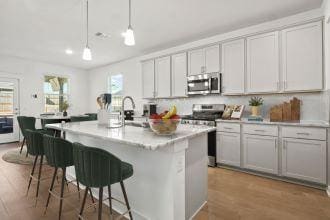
(171, 52, 187, 97)
(188, 45, 220, 76)
(155, 56, 171, 98)
(221, 39, 245, 95)
(246, 31, 279, 93)
(281, 21, 323, 92)
(142, 60, 155, 99)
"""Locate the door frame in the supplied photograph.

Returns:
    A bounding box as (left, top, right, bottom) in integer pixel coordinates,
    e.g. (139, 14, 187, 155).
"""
(0, 76, 20, 143)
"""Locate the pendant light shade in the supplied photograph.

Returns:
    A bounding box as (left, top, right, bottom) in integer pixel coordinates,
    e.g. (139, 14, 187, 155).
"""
(83, 46, 92, 60)
(124, 0, 135, 46)
(82, 0, 92, 60)
(124, 26, 135, 46)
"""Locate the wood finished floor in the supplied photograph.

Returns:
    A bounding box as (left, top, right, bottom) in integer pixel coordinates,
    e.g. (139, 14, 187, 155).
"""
(0, 142, 330, 220)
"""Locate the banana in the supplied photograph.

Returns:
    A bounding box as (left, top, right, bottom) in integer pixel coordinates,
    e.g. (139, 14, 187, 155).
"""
(162, 106, 177, 119)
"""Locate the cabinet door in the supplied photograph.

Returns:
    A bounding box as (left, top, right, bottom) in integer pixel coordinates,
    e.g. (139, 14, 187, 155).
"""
(246, 32, 279, 93)
(142, 60, 155, 98)
(282, 138, 326, 184)
(171, 53, 187, 97)
(155, 56, 171, 98)
(222, 39, 245, 94)
(188, 48, 205, 76)
(243, 134, 278, 174)
(281, 21, 323, 91)
(205, 45, 220, 73)
(216, 132, 240, 167)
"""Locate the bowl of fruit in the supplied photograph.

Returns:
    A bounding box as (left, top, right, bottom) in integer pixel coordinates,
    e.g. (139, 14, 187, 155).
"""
(149, 106, 181, 135)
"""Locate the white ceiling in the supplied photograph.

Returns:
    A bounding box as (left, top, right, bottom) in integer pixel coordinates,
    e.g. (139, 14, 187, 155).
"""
(0, 0, 323, 69)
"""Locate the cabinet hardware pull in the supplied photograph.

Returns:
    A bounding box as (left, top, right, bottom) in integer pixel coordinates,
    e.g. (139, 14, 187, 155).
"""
(296, 132, 310, 135)
(223, 127, 233, 129)
(277, 82, 279, 90)
(254, 129, 266, 132)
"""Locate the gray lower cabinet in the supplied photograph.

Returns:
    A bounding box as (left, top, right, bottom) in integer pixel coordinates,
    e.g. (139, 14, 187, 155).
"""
(282, 138, 326, 184)
(216, 132, 240, 167)
(243, 134, 278, 174)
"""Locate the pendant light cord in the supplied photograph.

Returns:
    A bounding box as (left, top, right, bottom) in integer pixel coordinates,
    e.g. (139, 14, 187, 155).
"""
(129, 0, 131, 28)
(86, 0, 89, 47)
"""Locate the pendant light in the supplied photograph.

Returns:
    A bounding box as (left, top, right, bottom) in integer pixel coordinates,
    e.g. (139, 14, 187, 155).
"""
(124, 0, 135, 46)
(82, 0, 92, 60)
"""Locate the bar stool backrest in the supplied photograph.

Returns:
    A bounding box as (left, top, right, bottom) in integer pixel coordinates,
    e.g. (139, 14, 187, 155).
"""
(43, 135, 74, 168)
(72, 143, 122, 188)
(70, 116, 95, 122)
(17, 116, 36, 137)
(25, 129, 44, 156)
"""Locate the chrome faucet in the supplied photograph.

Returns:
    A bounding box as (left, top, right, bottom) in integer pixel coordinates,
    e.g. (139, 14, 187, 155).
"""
(121, 96, 136, 126)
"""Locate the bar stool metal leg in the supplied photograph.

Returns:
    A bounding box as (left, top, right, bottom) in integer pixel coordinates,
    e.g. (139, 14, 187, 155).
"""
(120, 181, 133, 220)
(98, 187, 103, 220)
(107, 185, 113, 219)
(79, 187, 89, 218)
(59, 167, 66, 220)
(35, 155, 44, 206)
(45, 167, 58, 213)
(26, 155, 38, 196)
(19, 138, 25, 154)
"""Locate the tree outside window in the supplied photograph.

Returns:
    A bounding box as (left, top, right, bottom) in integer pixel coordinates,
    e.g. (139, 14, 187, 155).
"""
(44, 76, 69, 113)
(108, 74, 123, 112)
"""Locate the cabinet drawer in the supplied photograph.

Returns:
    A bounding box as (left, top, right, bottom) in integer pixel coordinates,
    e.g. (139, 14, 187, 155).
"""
(243, 124, 278, 136)
(282, 127, 326, 140)
(217, 123, 240, 133)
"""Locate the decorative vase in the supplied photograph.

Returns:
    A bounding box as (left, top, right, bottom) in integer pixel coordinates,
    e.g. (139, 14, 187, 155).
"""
(63, 111, 68, 117)
(251, 106, 261, 117)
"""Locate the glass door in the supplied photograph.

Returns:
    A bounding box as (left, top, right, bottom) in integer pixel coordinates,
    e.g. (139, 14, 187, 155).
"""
(0, 77, 19, 143)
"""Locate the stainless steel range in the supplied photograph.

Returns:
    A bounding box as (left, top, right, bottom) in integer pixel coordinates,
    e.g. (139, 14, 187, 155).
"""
(181, 104, 225, 167)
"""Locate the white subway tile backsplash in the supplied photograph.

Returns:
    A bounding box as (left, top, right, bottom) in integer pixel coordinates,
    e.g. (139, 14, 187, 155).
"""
(153, 91, 330, 122)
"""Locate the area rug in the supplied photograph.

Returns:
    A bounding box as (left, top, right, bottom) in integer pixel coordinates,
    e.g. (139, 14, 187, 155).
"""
(2, 148, 47, 165)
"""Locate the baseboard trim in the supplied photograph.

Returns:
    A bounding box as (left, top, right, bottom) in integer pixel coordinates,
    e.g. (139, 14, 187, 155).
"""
(189, 200, 207, 220)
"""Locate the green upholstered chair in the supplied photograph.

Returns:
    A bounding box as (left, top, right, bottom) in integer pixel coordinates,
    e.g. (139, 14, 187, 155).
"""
(70, 115, 95, 122)
(72, 143, 134, 220)
(17, 116, 36, 155)
(85, 113, 98, 120)
(42, 135, 95, 219)
(25, 129, 50, 203)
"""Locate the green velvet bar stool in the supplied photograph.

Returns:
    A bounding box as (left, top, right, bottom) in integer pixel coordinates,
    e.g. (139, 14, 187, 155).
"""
(17, 116, 36, 155)
(72, 143, 134, 220)
(25, 129, 49, 204)
(70, 115, 96, 122)
(43, 135, 95, 220)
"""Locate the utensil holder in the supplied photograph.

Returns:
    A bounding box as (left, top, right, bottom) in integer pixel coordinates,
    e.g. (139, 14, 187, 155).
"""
(97, 109, 109, 125)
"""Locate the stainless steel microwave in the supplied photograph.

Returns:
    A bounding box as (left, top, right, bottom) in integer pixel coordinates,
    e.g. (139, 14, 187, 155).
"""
(187, 72, 221, 95)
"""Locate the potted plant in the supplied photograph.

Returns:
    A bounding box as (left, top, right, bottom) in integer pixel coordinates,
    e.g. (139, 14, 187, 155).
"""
(60, 101, 70, 117)
(249, 97, 263, 117)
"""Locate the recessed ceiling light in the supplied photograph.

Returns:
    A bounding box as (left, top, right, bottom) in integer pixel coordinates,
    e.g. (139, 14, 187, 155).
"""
(65, 49, 73, 55)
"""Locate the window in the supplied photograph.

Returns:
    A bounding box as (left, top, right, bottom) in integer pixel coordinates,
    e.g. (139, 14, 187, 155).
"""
(108, 74, 123, 112)
(0, 83, 14, 116)
(44, 75, 69, 113)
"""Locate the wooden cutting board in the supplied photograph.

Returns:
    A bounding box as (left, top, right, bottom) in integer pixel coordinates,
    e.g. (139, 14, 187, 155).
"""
(282, 102, 292, 121)
(290, 97, 301, 121)
(270, 105, 283, 122)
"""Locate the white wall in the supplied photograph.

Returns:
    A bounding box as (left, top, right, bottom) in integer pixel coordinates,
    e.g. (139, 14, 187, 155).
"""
(87, 9, 329, 121)
(0, 55, 89, 117)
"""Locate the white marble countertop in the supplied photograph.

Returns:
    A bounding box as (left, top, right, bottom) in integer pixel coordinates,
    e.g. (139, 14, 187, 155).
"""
(216, 118, 330, 128)
(46, 121, 215, 150)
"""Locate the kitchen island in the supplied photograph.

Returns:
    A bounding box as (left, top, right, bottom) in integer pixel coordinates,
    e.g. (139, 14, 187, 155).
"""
(46, 121, 215, 220)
